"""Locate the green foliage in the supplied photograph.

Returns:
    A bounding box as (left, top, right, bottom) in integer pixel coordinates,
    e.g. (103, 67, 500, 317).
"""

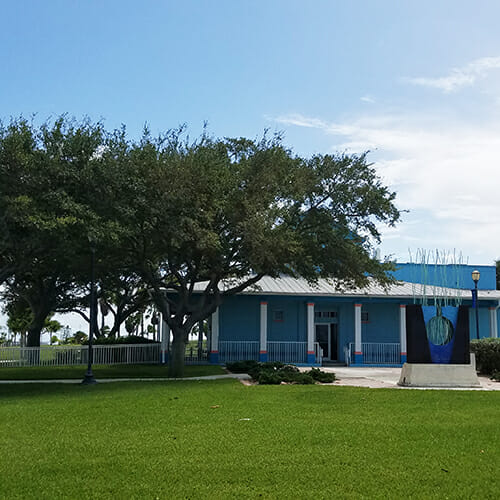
(470, 338, 500, 375)
(88, 335, 159, 345)
(491, 370, 500, 381)
(306, 367, 336, 383)
(225, 359, 260, 374)
(1, 116, 400, 368)
(227, 360, 333, 385)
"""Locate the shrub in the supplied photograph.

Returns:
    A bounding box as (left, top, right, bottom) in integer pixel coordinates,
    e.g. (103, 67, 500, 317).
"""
(293, 373, 315, 385)
(226, 360, 260, 374)
(491, 370, 500, 382)
(258, 371, 282, 385)
(470, 338, 500, 375)
(226, 360, 334, 385)
(306, 367, 336, 383)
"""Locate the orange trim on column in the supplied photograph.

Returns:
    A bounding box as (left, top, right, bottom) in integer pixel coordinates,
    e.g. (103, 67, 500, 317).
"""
(307, 302, 314, 306)
(400, 304, 406, 308)
(260, 301, 268, 305)
(354, 303, 362, 307)
(354, 351, 363, 355)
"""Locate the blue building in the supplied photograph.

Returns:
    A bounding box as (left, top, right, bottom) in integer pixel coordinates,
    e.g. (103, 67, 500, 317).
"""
(195, 263, 500, 367)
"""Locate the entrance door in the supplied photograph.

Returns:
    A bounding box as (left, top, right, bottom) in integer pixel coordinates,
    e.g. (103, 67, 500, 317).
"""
(315, 324, 339, 361)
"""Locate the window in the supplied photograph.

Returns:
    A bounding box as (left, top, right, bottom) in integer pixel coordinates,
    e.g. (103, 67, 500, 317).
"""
(361, 312, 370, 323)
(273, 310, 284, 322)
(314, 311, 338, 319)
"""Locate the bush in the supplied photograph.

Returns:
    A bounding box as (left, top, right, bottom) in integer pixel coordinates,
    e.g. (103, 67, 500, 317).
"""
(226, 360, 334, 385)
(491, 370, 500, 381)
(258, 371, 283, 385)
(470, 338, 500, 375)
(306, 367, 336, 383)
(226, 360, 260, 374)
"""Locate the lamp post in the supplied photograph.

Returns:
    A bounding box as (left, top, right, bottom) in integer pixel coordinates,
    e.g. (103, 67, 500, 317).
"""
(82, 239, 97, 385)
(471, 269, 480, 341)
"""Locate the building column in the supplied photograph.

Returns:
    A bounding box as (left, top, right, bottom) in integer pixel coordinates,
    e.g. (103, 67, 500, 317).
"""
(210, 308, 219, 364)
(399, 305, 407, 364)
(489, 307, 498, 338)
(307, 302, 316, 364)
(354, 303, 363, 364)
(160, 316, 170, 364)
(259, 301, 268, 362)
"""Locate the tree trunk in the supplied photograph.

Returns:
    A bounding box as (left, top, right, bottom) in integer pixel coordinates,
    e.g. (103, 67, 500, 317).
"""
(168, 327, 187, 378)
(27, 311, 46, 347)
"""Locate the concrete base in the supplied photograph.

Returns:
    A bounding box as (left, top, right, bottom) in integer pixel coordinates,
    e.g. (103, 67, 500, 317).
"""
(398, 357, 480, 388)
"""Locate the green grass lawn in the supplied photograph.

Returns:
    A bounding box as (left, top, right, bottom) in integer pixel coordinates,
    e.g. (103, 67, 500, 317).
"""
(0, 381, 499, 499)
(0, 364, 225, 380)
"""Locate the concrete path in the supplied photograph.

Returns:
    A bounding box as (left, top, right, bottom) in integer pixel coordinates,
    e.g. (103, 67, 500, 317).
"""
(0, 373, 252, 384)
(316, 366, 500, 390)
(1, 369, 498, 390)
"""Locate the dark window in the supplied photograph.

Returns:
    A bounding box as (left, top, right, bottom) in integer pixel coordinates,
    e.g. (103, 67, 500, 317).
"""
(273, 310, 284, 322)
(361, 312, 369, 323)
(315, 311, 337, 319)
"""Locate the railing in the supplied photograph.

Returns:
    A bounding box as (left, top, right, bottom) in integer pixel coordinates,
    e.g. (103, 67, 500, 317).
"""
(267, 342, 321, 364)
(1, 341, 324, 367)
(218, 341, 260, 363)
(217, 341, 321, 364)
(347, 342, 401, 365)
(0, 344, 161, 367)
(183, 343, 209, 364)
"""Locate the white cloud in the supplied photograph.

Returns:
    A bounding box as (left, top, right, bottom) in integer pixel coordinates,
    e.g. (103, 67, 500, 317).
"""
(360, 95, 375, 103)
(272, 111, 500, 264)
(404, 56, 500, 93)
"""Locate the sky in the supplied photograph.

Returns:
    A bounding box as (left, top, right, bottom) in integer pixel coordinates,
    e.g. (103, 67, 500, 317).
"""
(1, 0, 500, 333)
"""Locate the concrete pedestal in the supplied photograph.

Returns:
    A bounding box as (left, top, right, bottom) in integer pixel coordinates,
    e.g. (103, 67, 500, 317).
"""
(398, 355, 480, 388)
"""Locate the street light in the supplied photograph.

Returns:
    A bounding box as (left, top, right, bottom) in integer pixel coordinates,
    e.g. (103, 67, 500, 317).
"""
(82, 237, 97, 385)
(471, 269, 480, 341)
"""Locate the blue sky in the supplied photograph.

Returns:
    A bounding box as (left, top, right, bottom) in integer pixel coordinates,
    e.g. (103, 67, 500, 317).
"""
(2, 0, 500, 271)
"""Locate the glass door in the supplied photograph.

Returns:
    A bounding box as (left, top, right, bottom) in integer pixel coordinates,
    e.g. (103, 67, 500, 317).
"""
(315, 323, 339, 361)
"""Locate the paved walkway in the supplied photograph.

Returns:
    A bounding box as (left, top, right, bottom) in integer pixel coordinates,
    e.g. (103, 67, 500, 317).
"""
(317, 366, 500, 390)
(1, 369, 499, 390)
(0, 373, 252, 384)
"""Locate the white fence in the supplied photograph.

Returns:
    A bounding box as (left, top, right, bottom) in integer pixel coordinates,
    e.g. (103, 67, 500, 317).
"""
(1, 341, 323, 367)
(218, 341, 321, 364)
(218, 341, 260, 363)
(267, 341, 321, 364)
(347, 342, 401, 365)
(0, 344, 161, 367)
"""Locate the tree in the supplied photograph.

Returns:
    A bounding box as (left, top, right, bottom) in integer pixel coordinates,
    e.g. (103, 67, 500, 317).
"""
(108, 129, 400, 376)
(0, 117, 117, 346)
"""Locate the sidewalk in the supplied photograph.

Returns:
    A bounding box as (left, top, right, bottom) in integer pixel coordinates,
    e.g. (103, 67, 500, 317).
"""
(317, 366, 500, 390)
(0, 373, 252, 384)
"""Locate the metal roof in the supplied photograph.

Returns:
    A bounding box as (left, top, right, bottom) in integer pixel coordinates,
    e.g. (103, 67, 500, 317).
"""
(196, 275, 500, 301)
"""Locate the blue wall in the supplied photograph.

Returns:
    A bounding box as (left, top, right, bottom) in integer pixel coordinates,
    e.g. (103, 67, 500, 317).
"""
(393, 263, 496, 290)
(219, 295, 260, 341)
(361, 303, 400, 343)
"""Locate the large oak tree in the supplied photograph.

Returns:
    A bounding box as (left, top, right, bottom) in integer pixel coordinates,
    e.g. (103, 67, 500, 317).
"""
(108, 129, 400, 376)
